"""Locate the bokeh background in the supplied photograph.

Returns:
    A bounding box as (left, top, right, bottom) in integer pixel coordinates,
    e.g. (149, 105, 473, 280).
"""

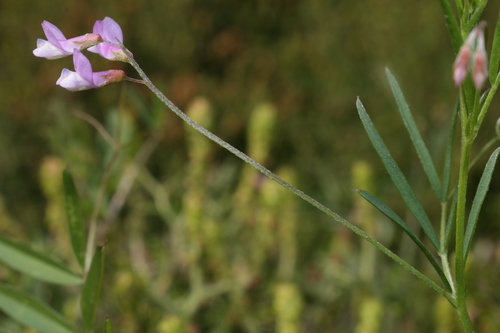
(1, 0, 500, 332)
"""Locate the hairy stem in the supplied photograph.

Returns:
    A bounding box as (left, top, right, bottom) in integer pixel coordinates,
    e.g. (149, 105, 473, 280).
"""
(454, 89, 475, 332)
(118, 44, 454, 303)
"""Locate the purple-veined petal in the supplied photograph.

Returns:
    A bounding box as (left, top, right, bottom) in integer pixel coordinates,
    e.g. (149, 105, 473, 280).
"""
(73, 49, 94, 84)
(56, 68, 96, 91)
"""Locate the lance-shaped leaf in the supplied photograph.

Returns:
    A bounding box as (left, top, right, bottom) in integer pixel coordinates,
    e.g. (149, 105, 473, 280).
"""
(81, 246, 105, 332)
(465, 4, 488, 38)
(464, 147, 500, 259)
(0, 284, 77, 333)
(357, 99, 440, 249)
(63, 169, 86, 269)
(357, 190, 451, 291)
(442, 101, 459, 201)
(490, 9, 500, 85)
(0, 235, 81, 285)
(437, 0, 462, 53)
(386, 69, 442, 200)
(444, 190, 458, 251)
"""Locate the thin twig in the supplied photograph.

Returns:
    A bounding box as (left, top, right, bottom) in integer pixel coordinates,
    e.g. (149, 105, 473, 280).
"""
(72, 110, 120, 151)
(112, 40, 454, 303)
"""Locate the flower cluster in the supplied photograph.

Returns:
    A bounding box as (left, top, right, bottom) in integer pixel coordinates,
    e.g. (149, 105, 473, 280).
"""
(453, 22, 488, 90)
(33, 17, 129, 91)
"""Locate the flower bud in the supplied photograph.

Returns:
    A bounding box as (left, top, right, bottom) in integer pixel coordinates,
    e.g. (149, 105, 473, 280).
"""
(452, 21, 488, 90)
(453, 43, 472, 87)
(472, 29, 488, 90)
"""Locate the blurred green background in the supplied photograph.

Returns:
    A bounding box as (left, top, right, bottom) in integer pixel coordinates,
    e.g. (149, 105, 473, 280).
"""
(1, 0, 500, 332)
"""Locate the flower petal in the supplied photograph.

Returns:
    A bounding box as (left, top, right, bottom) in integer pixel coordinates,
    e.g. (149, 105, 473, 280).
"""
(41, 21, 66, 49)
(33, 38, 71, 59)
(56, 68, 95, 91)
(73, 49, 94, 85)
(100, 17, 123, 43)
(88, 17, 125, 60)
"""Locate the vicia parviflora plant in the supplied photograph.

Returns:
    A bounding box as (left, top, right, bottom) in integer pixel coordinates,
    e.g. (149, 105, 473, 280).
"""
(0, 2, 499, 331)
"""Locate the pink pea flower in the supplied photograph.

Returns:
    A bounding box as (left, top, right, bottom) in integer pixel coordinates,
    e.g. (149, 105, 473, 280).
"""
(33, 21, 102, 60)
(452, 43, 472, 87)
(87, 17, 128, 61)
(452, 21, 488, 90)
(472, 29, 488, 90)
(56, 49, 125, 91)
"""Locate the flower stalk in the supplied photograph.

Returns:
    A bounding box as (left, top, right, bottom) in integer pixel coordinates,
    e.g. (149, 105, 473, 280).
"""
(32, 15, 500, 332)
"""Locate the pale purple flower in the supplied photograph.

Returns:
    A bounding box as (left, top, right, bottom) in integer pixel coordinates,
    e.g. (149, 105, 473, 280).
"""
(33, 21, 102, 60)
(87, 17, 128, 61)
(56, 49, 125, 91)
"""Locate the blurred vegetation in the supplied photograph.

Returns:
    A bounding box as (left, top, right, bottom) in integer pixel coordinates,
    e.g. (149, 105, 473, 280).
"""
(1, 0, 500, 332)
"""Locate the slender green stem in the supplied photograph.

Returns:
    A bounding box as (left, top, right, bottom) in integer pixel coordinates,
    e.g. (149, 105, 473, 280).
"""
(455, 109, 474, 331)
(469, 137, 500, 170)
(467, 91, 481, 137)
(451, 69, 500, 333)
(455, 134, 472, 332)
(75, 111, 122, 273)
(459, 87, 469, 124)
(454, 72, 500, 333)
(84, 151, 120, 273)
(475, 72, 500, 133)
(118, 44, 455, 304)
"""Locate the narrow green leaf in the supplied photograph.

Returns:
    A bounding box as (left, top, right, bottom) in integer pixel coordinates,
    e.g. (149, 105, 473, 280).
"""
(357, 190, 451, 291)
(105, 317, 114, 333)
(464, 147, 500, 259)
(81, 246, 105, 332)
(444, 190, 458, 251)
(454, 0, 463, 15)
(356, 99, 440, 249)
(386, 69, 442, 200)
(63, 169, 86, 269)
(465, 4, 487, 36)
(442, 101, 459, 200)
(489, 9, 500, 85)
(0, 283, 77, 333)
(438, 0, 463, 53)
(0, 235, 81, 285)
